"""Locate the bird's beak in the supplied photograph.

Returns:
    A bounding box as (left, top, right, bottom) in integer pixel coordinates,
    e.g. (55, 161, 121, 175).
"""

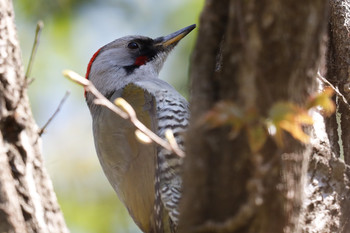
(154, 24, 196, 48)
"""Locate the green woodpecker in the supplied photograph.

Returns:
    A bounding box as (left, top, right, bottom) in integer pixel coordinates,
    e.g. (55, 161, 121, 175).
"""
(85, 24, 195, 233)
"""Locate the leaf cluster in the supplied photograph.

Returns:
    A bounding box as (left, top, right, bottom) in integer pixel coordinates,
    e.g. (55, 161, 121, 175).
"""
(201, 87, 335, 152)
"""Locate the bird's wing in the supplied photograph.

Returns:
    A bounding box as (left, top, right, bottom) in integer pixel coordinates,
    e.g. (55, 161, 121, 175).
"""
(154, 89, 189, 228)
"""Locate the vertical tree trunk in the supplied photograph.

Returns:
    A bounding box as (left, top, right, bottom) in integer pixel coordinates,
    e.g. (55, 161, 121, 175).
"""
(326, 0, 350, 232)
(327, 0, 350, 163)
(179, 1, 328, 232)
(0, 0, 68, 232)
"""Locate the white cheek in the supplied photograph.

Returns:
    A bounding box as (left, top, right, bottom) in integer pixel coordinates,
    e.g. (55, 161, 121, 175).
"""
(150, 51, 168, 74)
(89, 60, 124, 92)
(137, 63, 158, 77)
(100, 48, 135, 67)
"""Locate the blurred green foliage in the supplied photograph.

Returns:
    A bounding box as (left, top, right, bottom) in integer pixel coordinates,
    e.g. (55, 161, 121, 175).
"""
(13, 0, 204, 232)
(15, 0, 92, 19)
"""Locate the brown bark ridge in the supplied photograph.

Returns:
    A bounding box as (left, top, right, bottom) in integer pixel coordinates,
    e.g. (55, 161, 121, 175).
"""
(0, 0, 68, 232)
(302, 1, 350, 229)
(307, 0, 350, 232)
(326, 0, 350, 163)
(179, 0, 328, 233)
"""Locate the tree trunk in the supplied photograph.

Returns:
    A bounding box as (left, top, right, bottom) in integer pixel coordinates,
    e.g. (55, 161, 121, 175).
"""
(324, 0, 350, 232)
(0, 0, 68, 232)
(179, 1, 329, 232)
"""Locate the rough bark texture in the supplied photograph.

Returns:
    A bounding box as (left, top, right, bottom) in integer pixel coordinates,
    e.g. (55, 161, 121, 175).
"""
(326, 0, 350, 162)
(179, 1, 328, 233)
(0, 0, 69, 232)
(297, 0, 350, 232)
(314, 0, 350, 232)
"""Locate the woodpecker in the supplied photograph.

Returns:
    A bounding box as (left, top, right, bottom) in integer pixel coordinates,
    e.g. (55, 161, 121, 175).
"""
(85, 25, 195, 233)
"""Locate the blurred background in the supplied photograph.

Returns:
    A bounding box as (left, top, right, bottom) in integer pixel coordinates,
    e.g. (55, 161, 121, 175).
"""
(13, 0, 204, 232)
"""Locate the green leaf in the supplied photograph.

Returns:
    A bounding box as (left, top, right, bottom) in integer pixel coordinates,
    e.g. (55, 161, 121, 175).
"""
(279, 120, 310, 143)
(306, 87, 335, 116)
(269, 101, 313, 144)
(246, 124, 267, 152)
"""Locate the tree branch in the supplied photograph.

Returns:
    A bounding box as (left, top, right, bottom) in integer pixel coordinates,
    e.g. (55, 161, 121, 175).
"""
(317, 71, 350, 110)
(38, 91, 70, 136)
(25, 20, 43, 79)
(63, 69, 185, 158)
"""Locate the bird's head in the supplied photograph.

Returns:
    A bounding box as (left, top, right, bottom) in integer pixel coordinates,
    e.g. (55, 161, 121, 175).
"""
(85, 24, 196, 99)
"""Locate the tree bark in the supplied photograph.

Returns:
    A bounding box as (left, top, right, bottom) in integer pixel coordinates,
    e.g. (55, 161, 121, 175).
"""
(326, 0, 350, 162)
(0, 0, 68, 232)
(324, 0, 350, 231)
(179, 1, 328, 233)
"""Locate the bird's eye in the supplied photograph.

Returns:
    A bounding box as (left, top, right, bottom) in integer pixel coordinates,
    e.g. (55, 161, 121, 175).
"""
(127, 42, 139, 49)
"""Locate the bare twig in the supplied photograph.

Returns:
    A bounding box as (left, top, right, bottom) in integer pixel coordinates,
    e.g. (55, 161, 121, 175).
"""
(114, 97, 185, 157)
(64, 69, 129, 119)
(38, 91, 70, 136)
(135, 129, 153, 144)
(317, 71, 350, 109)
(26, 20, 44, 79)
(63, 69, 185, 158)
(14, 22, 43, 110)
(165, 129, 185, 157)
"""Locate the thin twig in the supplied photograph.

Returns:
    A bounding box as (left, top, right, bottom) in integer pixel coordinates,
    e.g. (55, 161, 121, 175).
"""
(135, 129, 153, 144)
(14, 22, 43, 110)
(165, 129, 185, 157)
(317, 71, 350, 109)
(38, 91, 70, 136)
(25, 20, 44, 79)
(114, 97, 185, 157)
(62, 69, 185, 158)
(63, 69, 129, 119)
